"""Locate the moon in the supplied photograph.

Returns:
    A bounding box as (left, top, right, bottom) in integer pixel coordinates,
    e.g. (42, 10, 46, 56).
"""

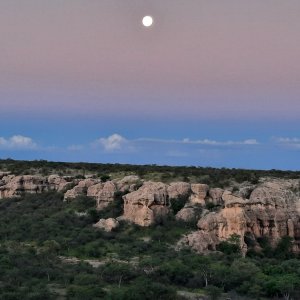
(142, 16, 153, 27)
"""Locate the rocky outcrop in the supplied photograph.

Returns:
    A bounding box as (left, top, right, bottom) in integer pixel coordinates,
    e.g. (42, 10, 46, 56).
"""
(0, 172, 11, 179)
(87, 181, 117, 210)
(48, 175, 71, 192)
(179, 179, 300, 254)
(177, 230, 220, 253)
(189, 184, 209, 205)
(1, 172, 299, 254)
(207, 188, 224, 206)
(114, 175, 142, 193)
(0, 175, 49, 198)
(64, 179, 100, 200)
(167, 182, 191, 199)
(64, 176, 141, 209)
(175, 204, 202, 223)
(123, 182, 170, 226)
(93, 218, 119, 232)
(0, 174, 74, 199)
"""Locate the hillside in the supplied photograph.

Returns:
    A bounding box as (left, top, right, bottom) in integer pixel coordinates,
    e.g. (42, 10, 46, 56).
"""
(0, 160, 299, 299)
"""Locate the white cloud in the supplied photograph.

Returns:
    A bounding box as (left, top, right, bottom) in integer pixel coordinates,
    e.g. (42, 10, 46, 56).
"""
(94, 134, 128, 152)
(136, 137, 259, 146)
(90, 134, 259, 155)
(190, 138, 259, 146)
(273, 137, 300, 149)
(0, 135, 37, 150)
(275, 137, 300, 144)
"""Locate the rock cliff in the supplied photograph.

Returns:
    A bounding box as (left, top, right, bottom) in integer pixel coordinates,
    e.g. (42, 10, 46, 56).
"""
(1, 172, 299, 254)
(0, 174, 73, 198)
(122, 182, 170, 226)
(179, 179, 300, 254)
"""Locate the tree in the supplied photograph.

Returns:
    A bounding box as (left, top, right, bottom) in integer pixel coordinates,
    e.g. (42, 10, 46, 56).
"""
(275, 274, 299, 300)
(206, 285, 222, 300)
(217, 234, 241, 255)
(275, 236, 294, 259)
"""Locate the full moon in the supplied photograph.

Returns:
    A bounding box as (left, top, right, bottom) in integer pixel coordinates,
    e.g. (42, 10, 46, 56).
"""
(142, 16, 153, 27)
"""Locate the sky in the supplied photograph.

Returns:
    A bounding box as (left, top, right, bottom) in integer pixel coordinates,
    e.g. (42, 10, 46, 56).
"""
(0, 0, 300, 170)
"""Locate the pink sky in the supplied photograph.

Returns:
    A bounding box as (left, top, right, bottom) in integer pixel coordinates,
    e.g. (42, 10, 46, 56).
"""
(0, 0, 300, 120)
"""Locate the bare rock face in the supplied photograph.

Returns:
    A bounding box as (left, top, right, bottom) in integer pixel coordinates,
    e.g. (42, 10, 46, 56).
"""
(177, 230, 219, 253)
(93, 218, 119, 232)
(64, 179, 100, 200)
(167, 182, 191, 199)
(180, 179, 300, 254)
(208, 188, 224, 206)
(0, 175, 14, 187)
(189, 184, 209, 205)
(0, 172, 11, 179)
(123, 182, 169, 226)
(48, 175, 71, 192)
(175, 204, 202, 223)
(87, 181, 117, 210)
(115, 175, 142, 193)
(0, 175, 49, 198)
(236, 184, 256, 199)
(222, 191, 246, 207)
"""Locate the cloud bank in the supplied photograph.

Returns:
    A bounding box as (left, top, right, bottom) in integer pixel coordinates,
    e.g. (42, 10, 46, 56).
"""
(0, 135, 37, 150)
(94, 134, 128, 152)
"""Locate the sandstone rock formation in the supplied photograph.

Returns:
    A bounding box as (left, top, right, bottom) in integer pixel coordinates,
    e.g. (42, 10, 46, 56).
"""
(179, 179, 300, 254)
(1, 172, 299, 254)
(0, 175, 49, 198)
(64, 179, 100, 200)
(167, 182, 191, 200)
(207, 188, 224, 206)
(175, 205, 202, 223)
(114, 175, 142, 193)
(123, 182, 170, 226)
(48, 175, 71, 192)
(177, 230, 219, 253)
(87, 181, 117, 210)
(0, 174, 75, 199)
(93, 218, 119, 232)
(189, 184, 209, 205)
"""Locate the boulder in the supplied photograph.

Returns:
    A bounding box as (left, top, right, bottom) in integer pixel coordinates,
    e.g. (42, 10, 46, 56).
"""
(0, 172, 11, 179)
(189, 184, 209, 205)
(64, 179, 99, 200)
(167, 182, 191, 200)
(115, 175, 142, 193)
(123, 182, 169, 226)
(93, 218, 119, 232)
(47, 175, 71, 192)
(208, 188, 224, 206)
(87, 181, 117, 210)
(177, 230, 219, 254)
(175, 205, 202, 223)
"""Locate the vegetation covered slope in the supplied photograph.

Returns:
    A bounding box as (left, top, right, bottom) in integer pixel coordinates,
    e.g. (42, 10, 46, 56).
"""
(1, 159, 300, 186)
(0, 192, 299, 300)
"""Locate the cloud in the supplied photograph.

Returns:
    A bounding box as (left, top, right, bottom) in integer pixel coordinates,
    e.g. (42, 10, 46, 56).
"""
(184, 138, 259, 146)
(0, 135, 37, 150)
(94, 134, 128, 152)
(79, 134, 260, 156)
(273, 137, 300, 149)
(136, 137, 259, 146)
(274, 137, 300, 144)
